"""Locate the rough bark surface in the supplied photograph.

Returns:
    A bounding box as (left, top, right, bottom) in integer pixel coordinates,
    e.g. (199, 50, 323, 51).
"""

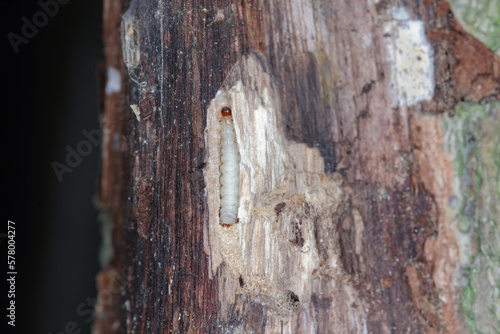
(95, 0, 500, 333)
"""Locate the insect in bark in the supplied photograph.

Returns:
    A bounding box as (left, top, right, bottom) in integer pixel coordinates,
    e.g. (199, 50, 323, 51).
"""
(219, 107, 240, 226)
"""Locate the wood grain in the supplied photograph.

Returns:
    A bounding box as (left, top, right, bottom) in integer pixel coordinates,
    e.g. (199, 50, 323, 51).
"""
(96, 0, 500, 332)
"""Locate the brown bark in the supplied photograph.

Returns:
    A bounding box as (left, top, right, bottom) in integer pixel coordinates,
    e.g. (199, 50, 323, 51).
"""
(95, 0, 499, 333)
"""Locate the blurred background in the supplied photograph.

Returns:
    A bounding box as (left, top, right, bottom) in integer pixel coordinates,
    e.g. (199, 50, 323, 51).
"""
(2, 1, 104, 333)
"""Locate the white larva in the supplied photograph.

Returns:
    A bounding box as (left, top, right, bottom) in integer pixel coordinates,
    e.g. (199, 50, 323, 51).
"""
(219, 107, 240, 226)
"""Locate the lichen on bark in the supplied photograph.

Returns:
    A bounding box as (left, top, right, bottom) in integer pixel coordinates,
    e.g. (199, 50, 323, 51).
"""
(442, 102, 500, 334)
(448, 0, 500, 55)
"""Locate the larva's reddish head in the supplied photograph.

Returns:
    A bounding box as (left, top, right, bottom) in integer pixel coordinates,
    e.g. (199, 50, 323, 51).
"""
(221, 107, 232, 117)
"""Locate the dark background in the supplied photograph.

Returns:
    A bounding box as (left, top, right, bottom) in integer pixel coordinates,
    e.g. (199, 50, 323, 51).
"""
(2, 1, 104, 333)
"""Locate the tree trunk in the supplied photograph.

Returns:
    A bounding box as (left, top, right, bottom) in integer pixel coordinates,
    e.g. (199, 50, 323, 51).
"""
(95, 0, 499, 333)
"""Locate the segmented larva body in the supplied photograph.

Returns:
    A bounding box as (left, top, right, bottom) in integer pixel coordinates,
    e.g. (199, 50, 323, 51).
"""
(219, 107, 240, 226)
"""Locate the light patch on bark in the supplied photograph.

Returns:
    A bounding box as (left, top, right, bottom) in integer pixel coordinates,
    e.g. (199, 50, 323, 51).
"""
(129, 104, 140, 121)
(383, 7, 434, 107)
(121, 3, 141, 73)
(204, 53, 347, 319)
(105, 67, 122, 95)
(353, 208, 364, 257)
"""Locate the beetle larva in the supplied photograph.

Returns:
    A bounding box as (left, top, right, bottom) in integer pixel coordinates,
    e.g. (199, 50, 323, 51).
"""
(219, 107, 240, 226)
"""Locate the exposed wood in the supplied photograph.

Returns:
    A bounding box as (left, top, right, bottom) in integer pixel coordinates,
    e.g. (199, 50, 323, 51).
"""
(96, 0, 500, 333)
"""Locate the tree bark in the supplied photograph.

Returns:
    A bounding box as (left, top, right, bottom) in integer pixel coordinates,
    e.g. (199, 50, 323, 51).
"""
(95, 0, 499, 333)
